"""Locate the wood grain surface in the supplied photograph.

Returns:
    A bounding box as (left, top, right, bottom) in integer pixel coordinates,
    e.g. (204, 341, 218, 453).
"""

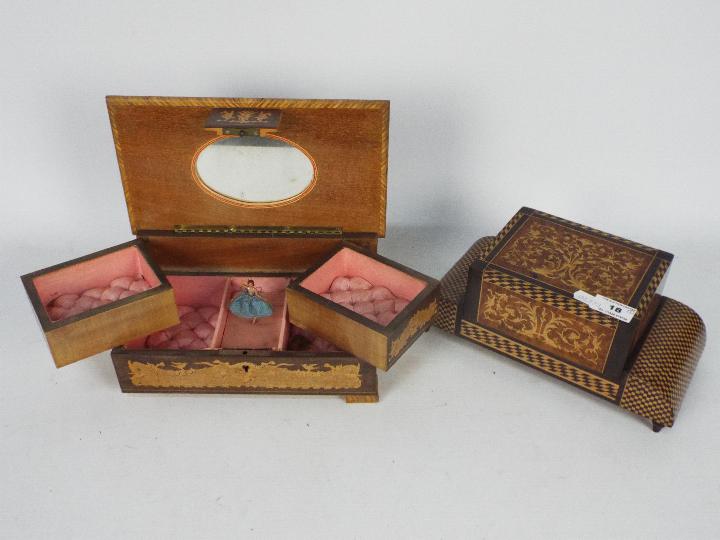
(107, 96, 389, 236)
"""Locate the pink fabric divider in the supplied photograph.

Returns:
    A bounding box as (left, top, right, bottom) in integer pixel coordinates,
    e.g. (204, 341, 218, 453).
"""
(220, 277, 291, 350)
(171, 275, 228, 349)
(277, 285, 290, 351)
(211, 278, 233, 348)
(34, 246, 161, 321)
(300, 247, 427, 305)
(167, 275, 227, 306)
(125, 275, 227, 350)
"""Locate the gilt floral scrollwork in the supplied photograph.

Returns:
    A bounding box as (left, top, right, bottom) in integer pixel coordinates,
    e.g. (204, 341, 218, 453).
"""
(390, 300, 437, 359)
(127, 360, 362, 389)
(218, 109, 274, 124)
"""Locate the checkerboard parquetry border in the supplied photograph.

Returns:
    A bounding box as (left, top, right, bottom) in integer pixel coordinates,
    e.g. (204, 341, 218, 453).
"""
(619, 298, 706, 427)
(459, 320, 620, 400)
(434, 237, 494, 333)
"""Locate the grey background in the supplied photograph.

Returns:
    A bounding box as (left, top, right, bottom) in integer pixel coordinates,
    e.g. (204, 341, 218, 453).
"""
(1, 1, 718, 538)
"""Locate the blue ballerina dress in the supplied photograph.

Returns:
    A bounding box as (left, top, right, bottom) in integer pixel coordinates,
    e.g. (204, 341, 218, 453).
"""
(229, 285, 273, 320)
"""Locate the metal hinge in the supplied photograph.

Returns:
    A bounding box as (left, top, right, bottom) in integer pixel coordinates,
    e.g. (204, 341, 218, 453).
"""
(219, 127, 262, 137)
(173, 225, 343, 237)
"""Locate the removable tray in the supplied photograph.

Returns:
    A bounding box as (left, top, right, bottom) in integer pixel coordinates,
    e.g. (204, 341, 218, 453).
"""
(21, 240, 179, 367)
(287, 243, 439, 371)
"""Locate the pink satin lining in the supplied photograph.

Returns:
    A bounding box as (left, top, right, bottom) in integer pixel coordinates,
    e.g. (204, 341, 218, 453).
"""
(300, 247, 426, 325)
(125, 275, 329, 352)
(35, 246, 161, 322)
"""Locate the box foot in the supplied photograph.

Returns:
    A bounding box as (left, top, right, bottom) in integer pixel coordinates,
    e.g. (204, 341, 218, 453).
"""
(345, 394, 379, 404)
(652, 421, 664, 433)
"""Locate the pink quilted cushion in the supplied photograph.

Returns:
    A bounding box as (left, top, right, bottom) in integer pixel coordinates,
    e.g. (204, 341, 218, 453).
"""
(145, 305, 220, 350)
(320, 276, 410, 326)
(45, 276, 152, 322)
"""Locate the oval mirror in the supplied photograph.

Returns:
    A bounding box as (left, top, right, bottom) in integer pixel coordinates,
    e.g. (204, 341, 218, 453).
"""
(194, 136, 315, 205)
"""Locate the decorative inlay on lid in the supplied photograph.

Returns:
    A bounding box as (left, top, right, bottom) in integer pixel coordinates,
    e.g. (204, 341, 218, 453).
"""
(205, 108, 282, 130)
(491, 216, 654, 303)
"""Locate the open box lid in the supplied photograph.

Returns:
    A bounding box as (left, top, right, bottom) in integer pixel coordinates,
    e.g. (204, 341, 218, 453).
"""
(107, 96, 390, 236)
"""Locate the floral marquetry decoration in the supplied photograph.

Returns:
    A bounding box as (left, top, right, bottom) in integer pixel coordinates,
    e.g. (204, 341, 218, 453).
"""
(205, 108, 283, 129)
(492, 216, 653, 302)
(477, 283, 613, 371)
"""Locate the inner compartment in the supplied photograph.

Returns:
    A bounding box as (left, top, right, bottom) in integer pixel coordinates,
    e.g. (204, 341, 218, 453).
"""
(300, 247, 428, 325)
(125, 275, 337, 352)
(33, 245, 162, 322)
(125, 275, 227, 350)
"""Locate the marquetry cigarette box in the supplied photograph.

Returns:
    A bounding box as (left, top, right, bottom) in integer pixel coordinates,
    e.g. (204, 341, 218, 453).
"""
(435, 209, 706, 431)
(286, 243, 439, 371)
(20, 95, 434, 402)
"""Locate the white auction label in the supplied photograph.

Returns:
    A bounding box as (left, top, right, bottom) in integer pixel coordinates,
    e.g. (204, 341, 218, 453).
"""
(573, 290, 637, 323)
(572, 290, 596, 306)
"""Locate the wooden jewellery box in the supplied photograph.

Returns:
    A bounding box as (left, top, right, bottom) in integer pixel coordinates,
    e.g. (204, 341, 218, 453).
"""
(21, 96, 436, 402)
(434, 208, 706, 431)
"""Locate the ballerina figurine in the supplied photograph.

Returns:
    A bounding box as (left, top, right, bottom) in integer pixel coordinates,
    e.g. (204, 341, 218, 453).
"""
(229, 279, 273, 324)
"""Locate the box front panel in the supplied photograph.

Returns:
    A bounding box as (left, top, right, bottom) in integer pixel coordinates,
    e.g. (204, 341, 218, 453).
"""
(461, 262, 628, 397)
(112, 352, 378, 397)
(457, 319, 621, 401)
(475, 272, 617, 373)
